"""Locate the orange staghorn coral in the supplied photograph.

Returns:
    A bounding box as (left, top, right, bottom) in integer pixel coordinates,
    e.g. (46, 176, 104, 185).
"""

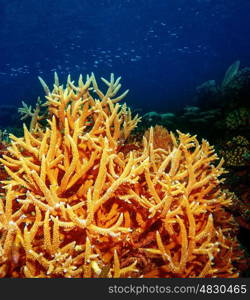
(0, 73, 246, 278)
(144, 125, 173, 151)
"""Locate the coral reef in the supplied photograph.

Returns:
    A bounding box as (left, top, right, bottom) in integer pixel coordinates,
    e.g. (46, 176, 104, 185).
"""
(226, 190, 250, 230)
(142, 111, 176, 129)
(221, 60, 241, 89)
(221, 67, 250, 109)
(225, 108, 250, 130)
(143, 125, 173, 151)
(180, 106, 221, 125)
(219, 136, 250, 167)
(0, 73, 247, 278)
(0, 142, 9, 195)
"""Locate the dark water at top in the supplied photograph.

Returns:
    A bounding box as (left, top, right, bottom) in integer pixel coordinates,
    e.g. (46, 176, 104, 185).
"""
(0, 0, 250, 113)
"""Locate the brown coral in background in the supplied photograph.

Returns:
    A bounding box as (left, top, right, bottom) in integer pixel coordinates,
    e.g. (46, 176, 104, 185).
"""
(219, 135, 250, 167)
(0, 73, 247, 278)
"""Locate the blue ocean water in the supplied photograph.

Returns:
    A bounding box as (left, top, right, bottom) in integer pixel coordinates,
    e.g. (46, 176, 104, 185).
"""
(0, 0, 250, 115)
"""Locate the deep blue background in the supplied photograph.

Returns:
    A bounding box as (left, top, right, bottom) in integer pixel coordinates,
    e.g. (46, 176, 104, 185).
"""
(0, 0, 250, 113)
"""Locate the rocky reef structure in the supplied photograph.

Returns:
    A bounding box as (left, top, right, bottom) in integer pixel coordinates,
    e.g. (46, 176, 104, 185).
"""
(142, 111, 176, 129)
(0, 73, 247, 278)
(194, 60, 242, 109)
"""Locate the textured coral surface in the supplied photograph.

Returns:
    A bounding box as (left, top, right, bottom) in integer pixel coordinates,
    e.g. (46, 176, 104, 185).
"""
(0, 73, 246, 278)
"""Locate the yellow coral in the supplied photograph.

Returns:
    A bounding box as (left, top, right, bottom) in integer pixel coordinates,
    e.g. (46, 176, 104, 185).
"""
(225, 107, 250, 129)
(144, 125, 173, 151)
(0, 73, 245, 278)
(231, 135, 249, 146)
(221, 135, 250, 167)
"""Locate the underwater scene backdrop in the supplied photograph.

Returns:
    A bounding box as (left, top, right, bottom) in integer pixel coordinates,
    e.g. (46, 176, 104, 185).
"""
(0, 0, 249, 278)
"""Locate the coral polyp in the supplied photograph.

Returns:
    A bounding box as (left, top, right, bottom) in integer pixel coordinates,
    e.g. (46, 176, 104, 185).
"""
(0, 73, 246, 278)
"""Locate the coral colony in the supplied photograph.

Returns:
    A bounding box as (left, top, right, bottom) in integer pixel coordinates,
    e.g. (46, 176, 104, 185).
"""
(0, 73, 246, 278)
